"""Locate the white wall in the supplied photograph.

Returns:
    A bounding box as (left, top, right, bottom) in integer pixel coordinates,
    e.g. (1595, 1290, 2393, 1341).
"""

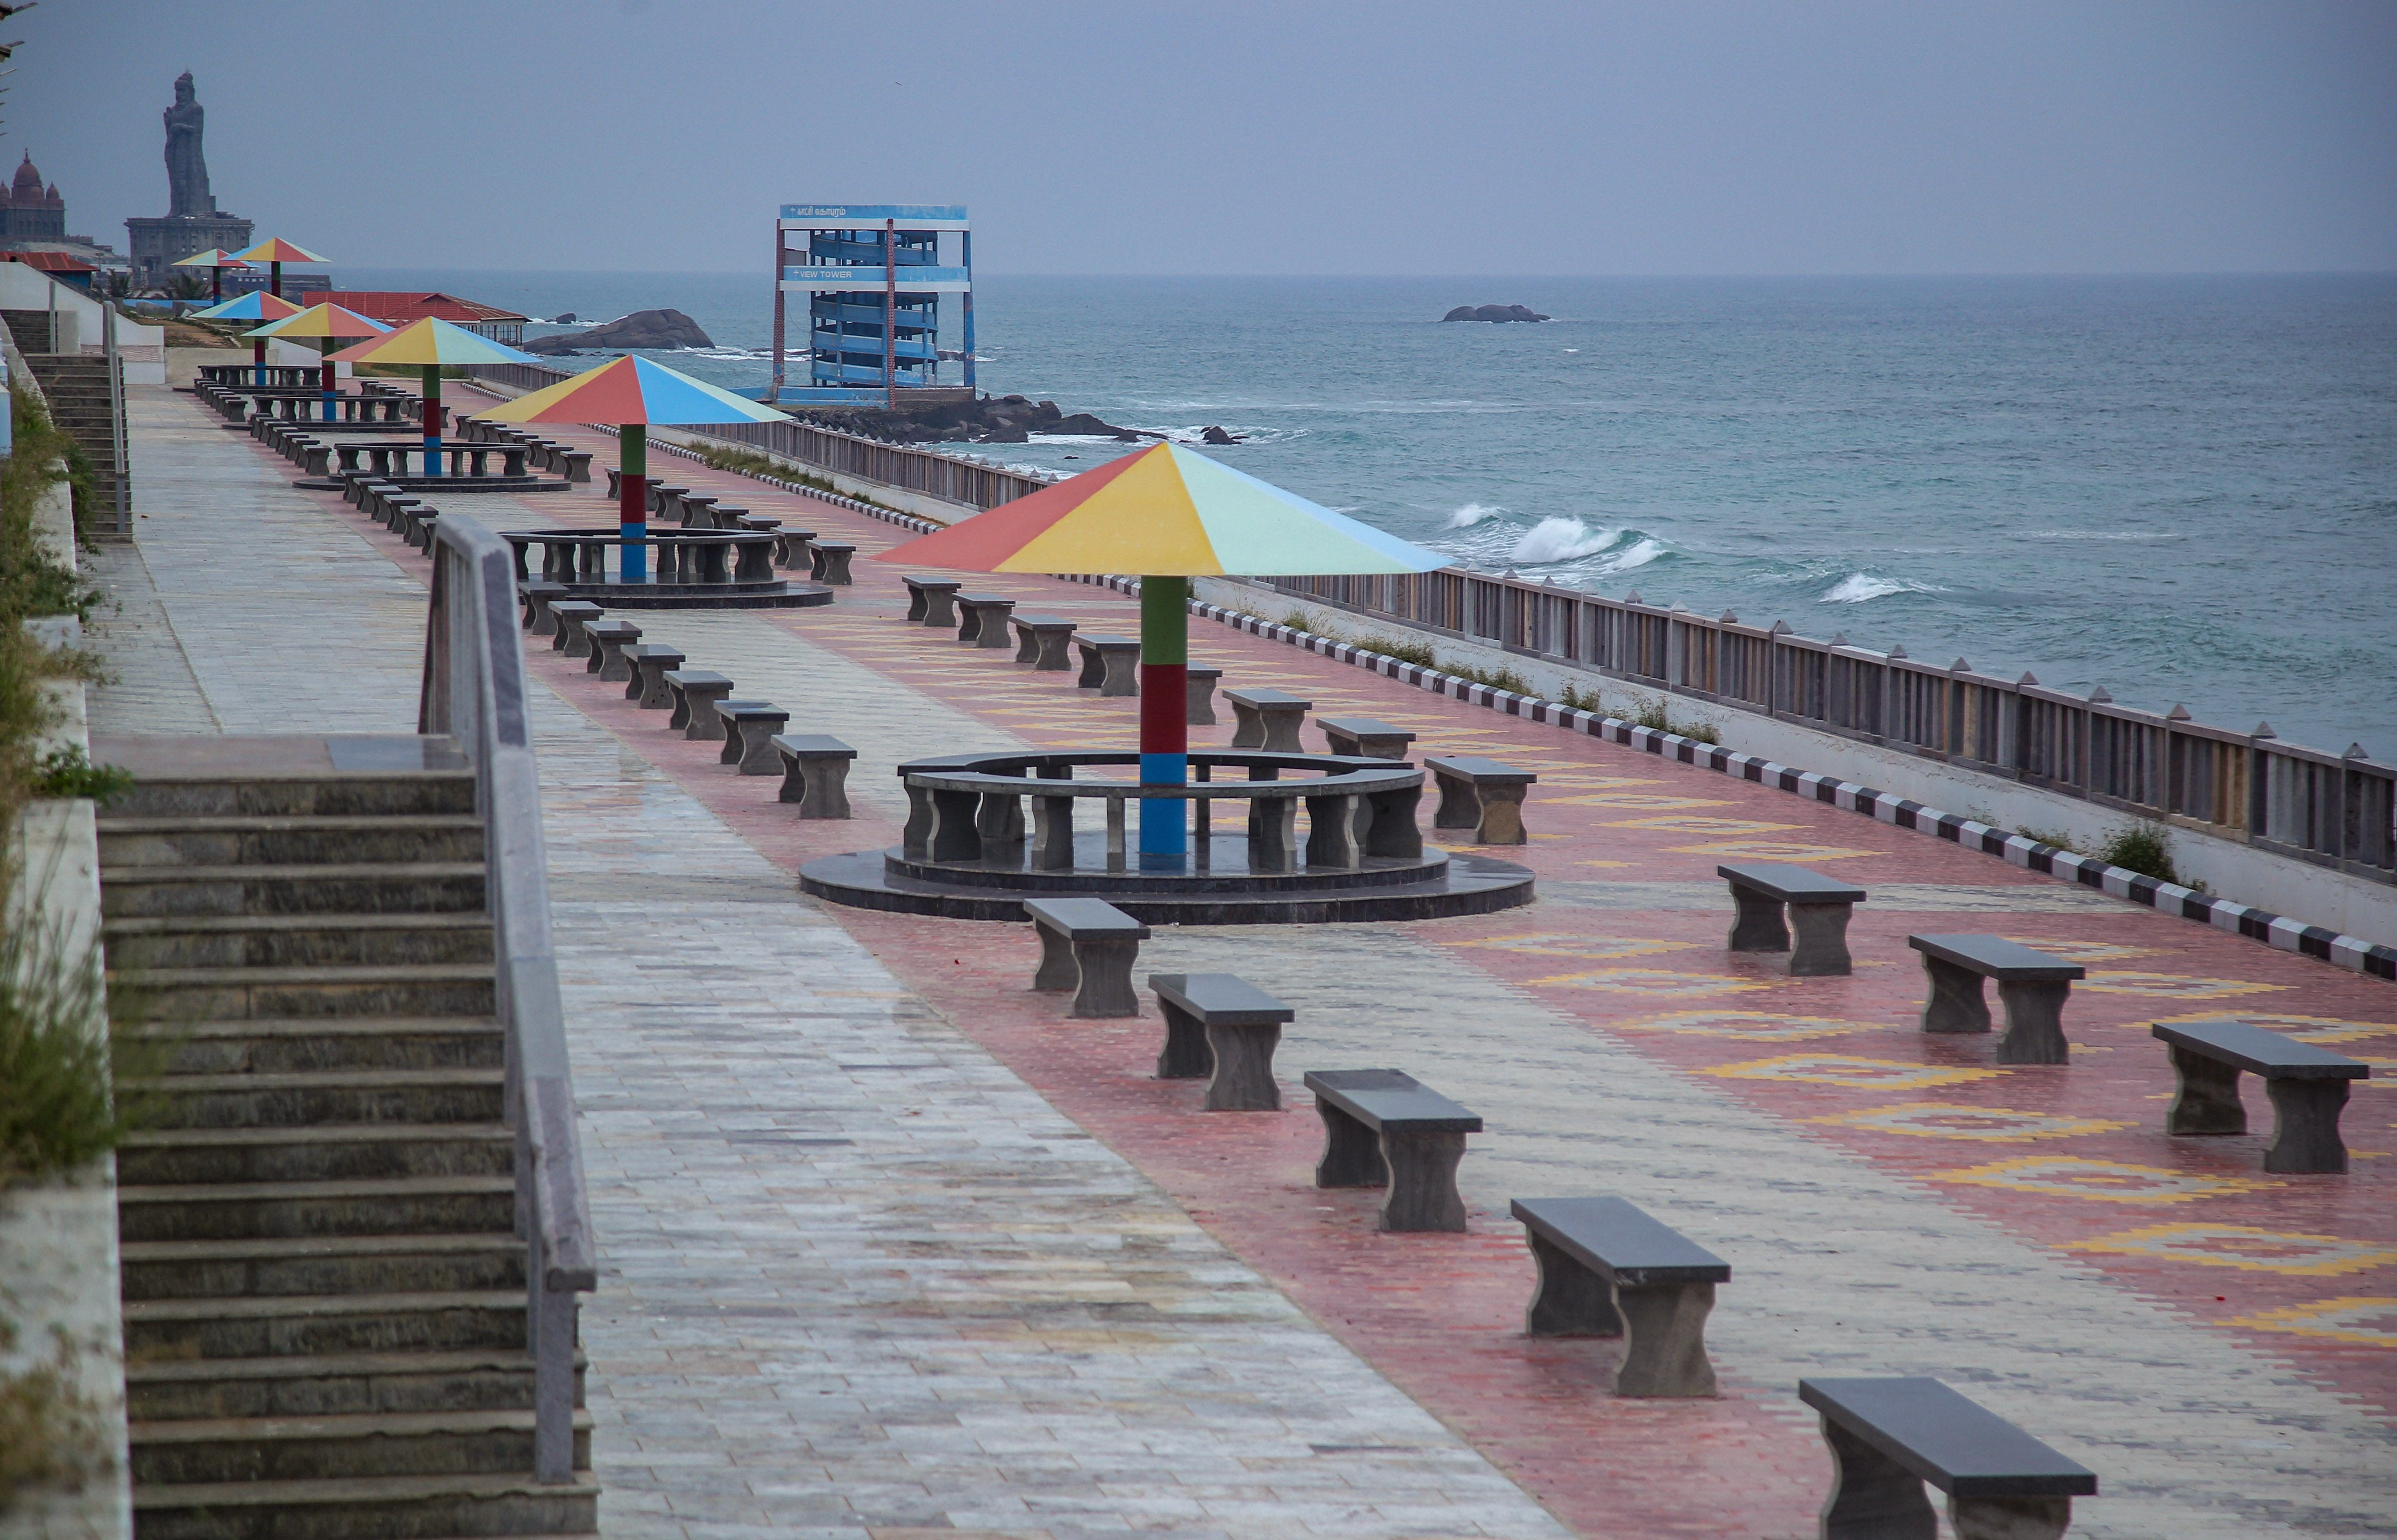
(0, 264, 167, 384)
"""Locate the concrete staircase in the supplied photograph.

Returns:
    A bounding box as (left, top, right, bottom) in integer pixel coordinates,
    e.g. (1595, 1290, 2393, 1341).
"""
(100, 759, 598, 1540)
(23, 350, 129, 513)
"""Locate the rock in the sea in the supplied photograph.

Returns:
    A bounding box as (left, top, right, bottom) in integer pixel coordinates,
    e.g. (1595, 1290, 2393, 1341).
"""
(1200, 425, 1244, 445)
(552, 312, 576, 324)
(535, 307, 714, 353)
(1441, 303, 1550, 323)
(518, 334, 582, 356)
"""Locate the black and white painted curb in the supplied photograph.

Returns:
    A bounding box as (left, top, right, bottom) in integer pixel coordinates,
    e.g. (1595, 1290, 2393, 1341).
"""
(608, 431, 2397, 985)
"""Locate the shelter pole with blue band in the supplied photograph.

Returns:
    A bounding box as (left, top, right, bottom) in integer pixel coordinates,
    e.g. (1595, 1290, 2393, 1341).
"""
(1138, 576, 1189, 868)
(619, 425, 648, 583)
(421, 365, 443, 474)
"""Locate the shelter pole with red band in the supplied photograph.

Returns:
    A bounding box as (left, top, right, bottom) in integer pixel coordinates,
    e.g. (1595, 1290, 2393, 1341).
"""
(319, 338, 336, 421)
(619, 424, 649, 584)
(1138, 576, 1190, 868)
(421, 365, 443, 474)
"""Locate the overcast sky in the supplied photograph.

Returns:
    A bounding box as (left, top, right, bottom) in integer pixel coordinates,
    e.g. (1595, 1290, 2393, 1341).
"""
(13, 0, 2394, 275)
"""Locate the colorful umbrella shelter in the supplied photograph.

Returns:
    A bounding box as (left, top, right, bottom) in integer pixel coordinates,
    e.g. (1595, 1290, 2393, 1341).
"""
(171, 247, 251, 302)
(330, 318, 538, 474)
(472, 354, 787, 582)
(873, 441, 1446, 867)
(191, 289, 306, 385)
(231, 236, 329, 300)
(243, 304, 391, 420)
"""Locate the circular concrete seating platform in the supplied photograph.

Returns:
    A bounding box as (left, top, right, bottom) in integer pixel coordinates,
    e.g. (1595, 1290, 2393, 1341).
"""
(542, 578, 836, 611)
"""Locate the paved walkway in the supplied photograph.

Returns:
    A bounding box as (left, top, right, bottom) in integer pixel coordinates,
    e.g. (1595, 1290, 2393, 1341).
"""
(89, 383, 2397, 1539)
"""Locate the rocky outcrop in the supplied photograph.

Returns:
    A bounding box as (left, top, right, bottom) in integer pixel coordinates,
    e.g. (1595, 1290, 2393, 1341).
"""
(792, 392, 1160, 446)
(1201, 425, 1245, 445)
(523, 307, 713, 356)
(1441, 304, 1549, 323)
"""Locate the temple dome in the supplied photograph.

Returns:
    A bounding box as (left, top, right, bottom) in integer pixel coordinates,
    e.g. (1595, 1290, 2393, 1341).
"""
(13, 153, 43, 197)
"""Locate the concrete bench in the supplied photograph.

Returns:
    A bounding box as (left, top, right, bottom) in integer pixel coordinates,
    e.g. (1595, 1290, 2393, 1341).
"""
(404, 508, 442, 551)
(581, 618, 643, 680)
(621, 645, 687, 708)
(736, 513, 781, 536)
(1908, 934, 2085, 1065)
(903, 574, 961, 626)
(1425, 755, 1538, 845)
(1009, 614, 1078, 671)
(675, 493, 719, 528)
(1073, 634, 1141, 697)
(1185, 665, 1222, 725)
(770, 734, 856, 820)
(1305, 1069, 1483, 1233)
(548, 601, 603, 657)
(1719, 862, 1868, 977)
(645, 484, 689, 517)
(1318, 715, 1416, 760)
(718, 704, 791, 775)
(560, 448, 591, 484)
(1024, 898, 1150, 1018)
(1225, 688, 1312, 752)
(1150, 972, 1292, 1112)
(810, 541, 857, 585)
(518, 580, 569, 632)
(1798, 1376, 2097, 1540)
(957, 594, 1017, 648)
(662, 670, 736, 736)
(1509, 1195, 1729, 1398)
(2153, 1019, 2370, 1174)
(774, 529, 818, 571)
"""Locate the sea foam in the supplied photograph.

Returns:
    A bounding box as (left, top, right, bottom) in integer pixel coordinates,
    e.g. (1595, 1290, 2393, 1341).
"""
(1510, 516, 1621, 564)
(1821, 572, 1937, 603)
(1444, 503, 1506, 530)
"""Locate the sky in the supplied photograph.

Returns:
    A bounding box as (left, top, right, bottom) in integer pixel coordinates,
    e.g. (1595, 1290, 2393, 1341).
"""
(11, 0, 2395, 275)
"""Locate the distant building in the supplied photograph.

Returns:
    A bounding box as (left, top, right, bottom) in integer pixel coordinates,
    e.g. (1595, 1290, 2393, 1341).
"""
(318, 291, 530, 345)
(0, 152, 120, 267)
(772, 204, 973, 404)
(1, 250, 97, 290)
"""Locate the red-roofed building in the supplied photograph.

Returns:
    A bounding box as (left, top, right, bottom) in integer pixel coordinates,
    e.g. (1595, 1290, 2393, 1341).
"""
(316, 291, 529, 344)
(1, 249, 97, 289)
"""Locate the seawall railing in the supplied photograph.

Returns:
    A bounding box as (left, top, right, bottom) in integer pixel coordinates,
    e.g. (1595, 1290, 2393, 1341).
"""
(418, 510, 595, 1484)
(460, 362, 2396, 887)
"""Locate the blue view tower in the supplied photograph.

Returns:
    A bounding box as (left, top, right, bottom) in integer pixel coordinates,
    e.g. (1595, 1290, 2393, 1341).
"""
(769, 204, 972, 407)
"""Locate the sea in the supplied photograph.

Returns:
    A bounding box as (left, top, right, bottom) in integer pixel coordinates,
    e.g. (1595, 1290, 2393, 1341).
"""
(347, 269, 2397, 757)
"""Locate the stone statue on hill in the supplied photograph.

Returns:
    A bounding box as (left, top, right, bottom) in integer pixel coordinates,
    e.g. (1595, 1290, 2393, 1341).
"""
(164, 72, 215, 217)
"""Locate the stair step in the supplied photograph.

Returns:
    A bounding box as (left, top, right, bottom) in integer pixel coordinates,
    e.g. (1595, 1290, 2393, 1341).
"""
(118, 1175, 515, 1243)
(122, 1233, 525, 1300)
(105, 913, 495, 971)
(117, 1120, 513, 1185)
(99, 862, 486, 918)
(101, 773, 477, 819)
(127, 1349, 577, 1423)
(130, 1470, 598, 1540)
(122, 1067, 505, 1129)
(99, 814, 486, 868)
(106, 961, 496, 1020)
(125, 1290, 525, 1359)
(125, 1015, 505, 1076)
(129, 1408, 592, 1486)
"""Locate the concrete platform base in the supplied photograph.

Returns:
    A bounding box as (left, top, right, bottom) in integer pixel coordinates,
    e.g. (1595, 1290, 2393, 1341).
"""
(548, 580, 835, 611)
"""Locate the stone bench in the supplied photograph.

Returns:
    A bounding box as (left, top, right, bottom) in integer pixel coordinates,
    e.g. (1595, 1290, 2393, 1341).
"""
(645, 484, 688, 518)
(1318, 715, 1416, 760)
(1719, 862, 1868, 977)
(1009, 614, 1078, 671)
(582, 618, 643, 681)
(1185, 666, 1222, 725)
(718, 704, 790, 775)
(518, 580, 569, 634)
(622, 645, 687, 708)
(1798, 1376, 2097, 1540)
(1305, 1069, 1482, 1233)
(810, 541, 857, 585)
(404, 509, 442, 552)
(956, 594, 1017, 649)
(775, 529, 818, 571)
(1150, 972, 1292, 1112)
(1023, 898, 1150, 1019)
(605, 467, 623, 500)
(674, 492, 718, 527)
(736, 513, 781, 536)
(1908, 934, 2085, 1065)
(770, 734, 856, 820)
(548, 601, 603, 657)
(1425, 756, 1537, 845)
(1073, 634, 1141, 697)
(1509, 1195, 1729, 1398)
(903, 574, 961, 626)
(560, 448, 591, 484)
(662, 670, 736, 737)
(2153, 1019, 2370, 1174)
(1225, 688, 1311, 752)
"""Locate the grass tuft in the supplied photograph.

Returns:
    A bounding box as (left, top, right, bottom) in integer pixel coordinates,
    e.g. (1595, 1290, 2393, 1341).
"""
(1626, 694, 1722, 744)
(2100, 822, 2178, 885)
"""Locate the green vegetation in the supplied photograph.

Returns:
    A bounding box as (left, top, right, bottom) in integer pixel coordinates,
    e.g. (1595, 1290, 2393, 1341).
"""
(2100, 822, 2179, 885)
(1445, 661, 1534, 696)
(0, 899, 162, 1189)
(0, 1320, 102, 1514)
(31, 747, 132, 804)
(687, 442, 904, 513)
(2016, 826, 2084, 854)
(1625, 693, 1721, 744)
(2, 392, 108, 820)
(1359, 634, 1437, 668)
(1557, 683, 1608, 715)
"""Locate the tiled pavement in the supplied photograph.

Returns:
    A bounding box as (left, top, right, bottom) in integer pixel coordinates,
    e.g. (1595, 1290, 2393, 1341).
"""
(91, 383, 2397, 1538)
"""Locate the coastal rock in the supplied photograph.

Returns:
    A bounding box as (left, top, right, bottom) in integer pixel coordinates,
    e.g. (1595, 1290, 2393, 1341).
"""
(1046, 412, 1145, 440)
(552, 312, 576, 324)
(1201, 425, 1244, 445)
(533, 307, 713, 354)
(1441, 303, 1550, 323)
(518, 334, 583, 356)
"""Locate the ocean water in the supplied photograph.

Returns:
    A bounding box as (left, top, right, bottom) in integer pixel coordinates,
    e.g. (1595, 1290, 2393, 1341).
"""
(348, 269, 2397, 755)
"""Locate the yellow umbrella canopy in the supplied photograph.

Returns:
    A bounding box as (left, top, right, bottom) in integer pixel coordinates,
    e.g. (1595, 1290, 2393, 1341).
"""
(232, 236, 330, 265)
(241, 303, 390, 341)
(328, 317, 537, 367)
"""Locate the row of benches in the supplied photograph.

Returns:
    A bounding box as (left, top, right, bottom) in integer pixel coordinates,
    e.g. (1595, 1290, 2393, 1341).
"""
(456, 420, 594, 482)
(1015, 895, 2100, 1538)
(520, 587, 860, 817)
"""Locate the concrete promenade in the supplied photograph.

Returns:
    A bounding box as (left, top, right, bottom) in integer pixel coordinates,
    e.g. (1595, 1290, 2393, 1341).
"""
(83, 381, 2397, 1539)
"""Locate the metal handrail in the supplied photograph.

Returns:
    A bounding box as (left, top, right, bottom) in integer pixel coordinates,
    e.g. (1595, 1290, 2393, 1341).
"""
(418, 510, 595, 1486)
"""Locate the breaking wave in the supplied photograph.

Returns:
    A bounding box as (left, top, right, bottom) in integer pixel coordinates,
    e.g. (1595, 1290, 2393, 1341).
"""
(1820, 572, 1943, 603)
(1444, 502, 1506, 529)
(1511, 516, 1620, 564)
